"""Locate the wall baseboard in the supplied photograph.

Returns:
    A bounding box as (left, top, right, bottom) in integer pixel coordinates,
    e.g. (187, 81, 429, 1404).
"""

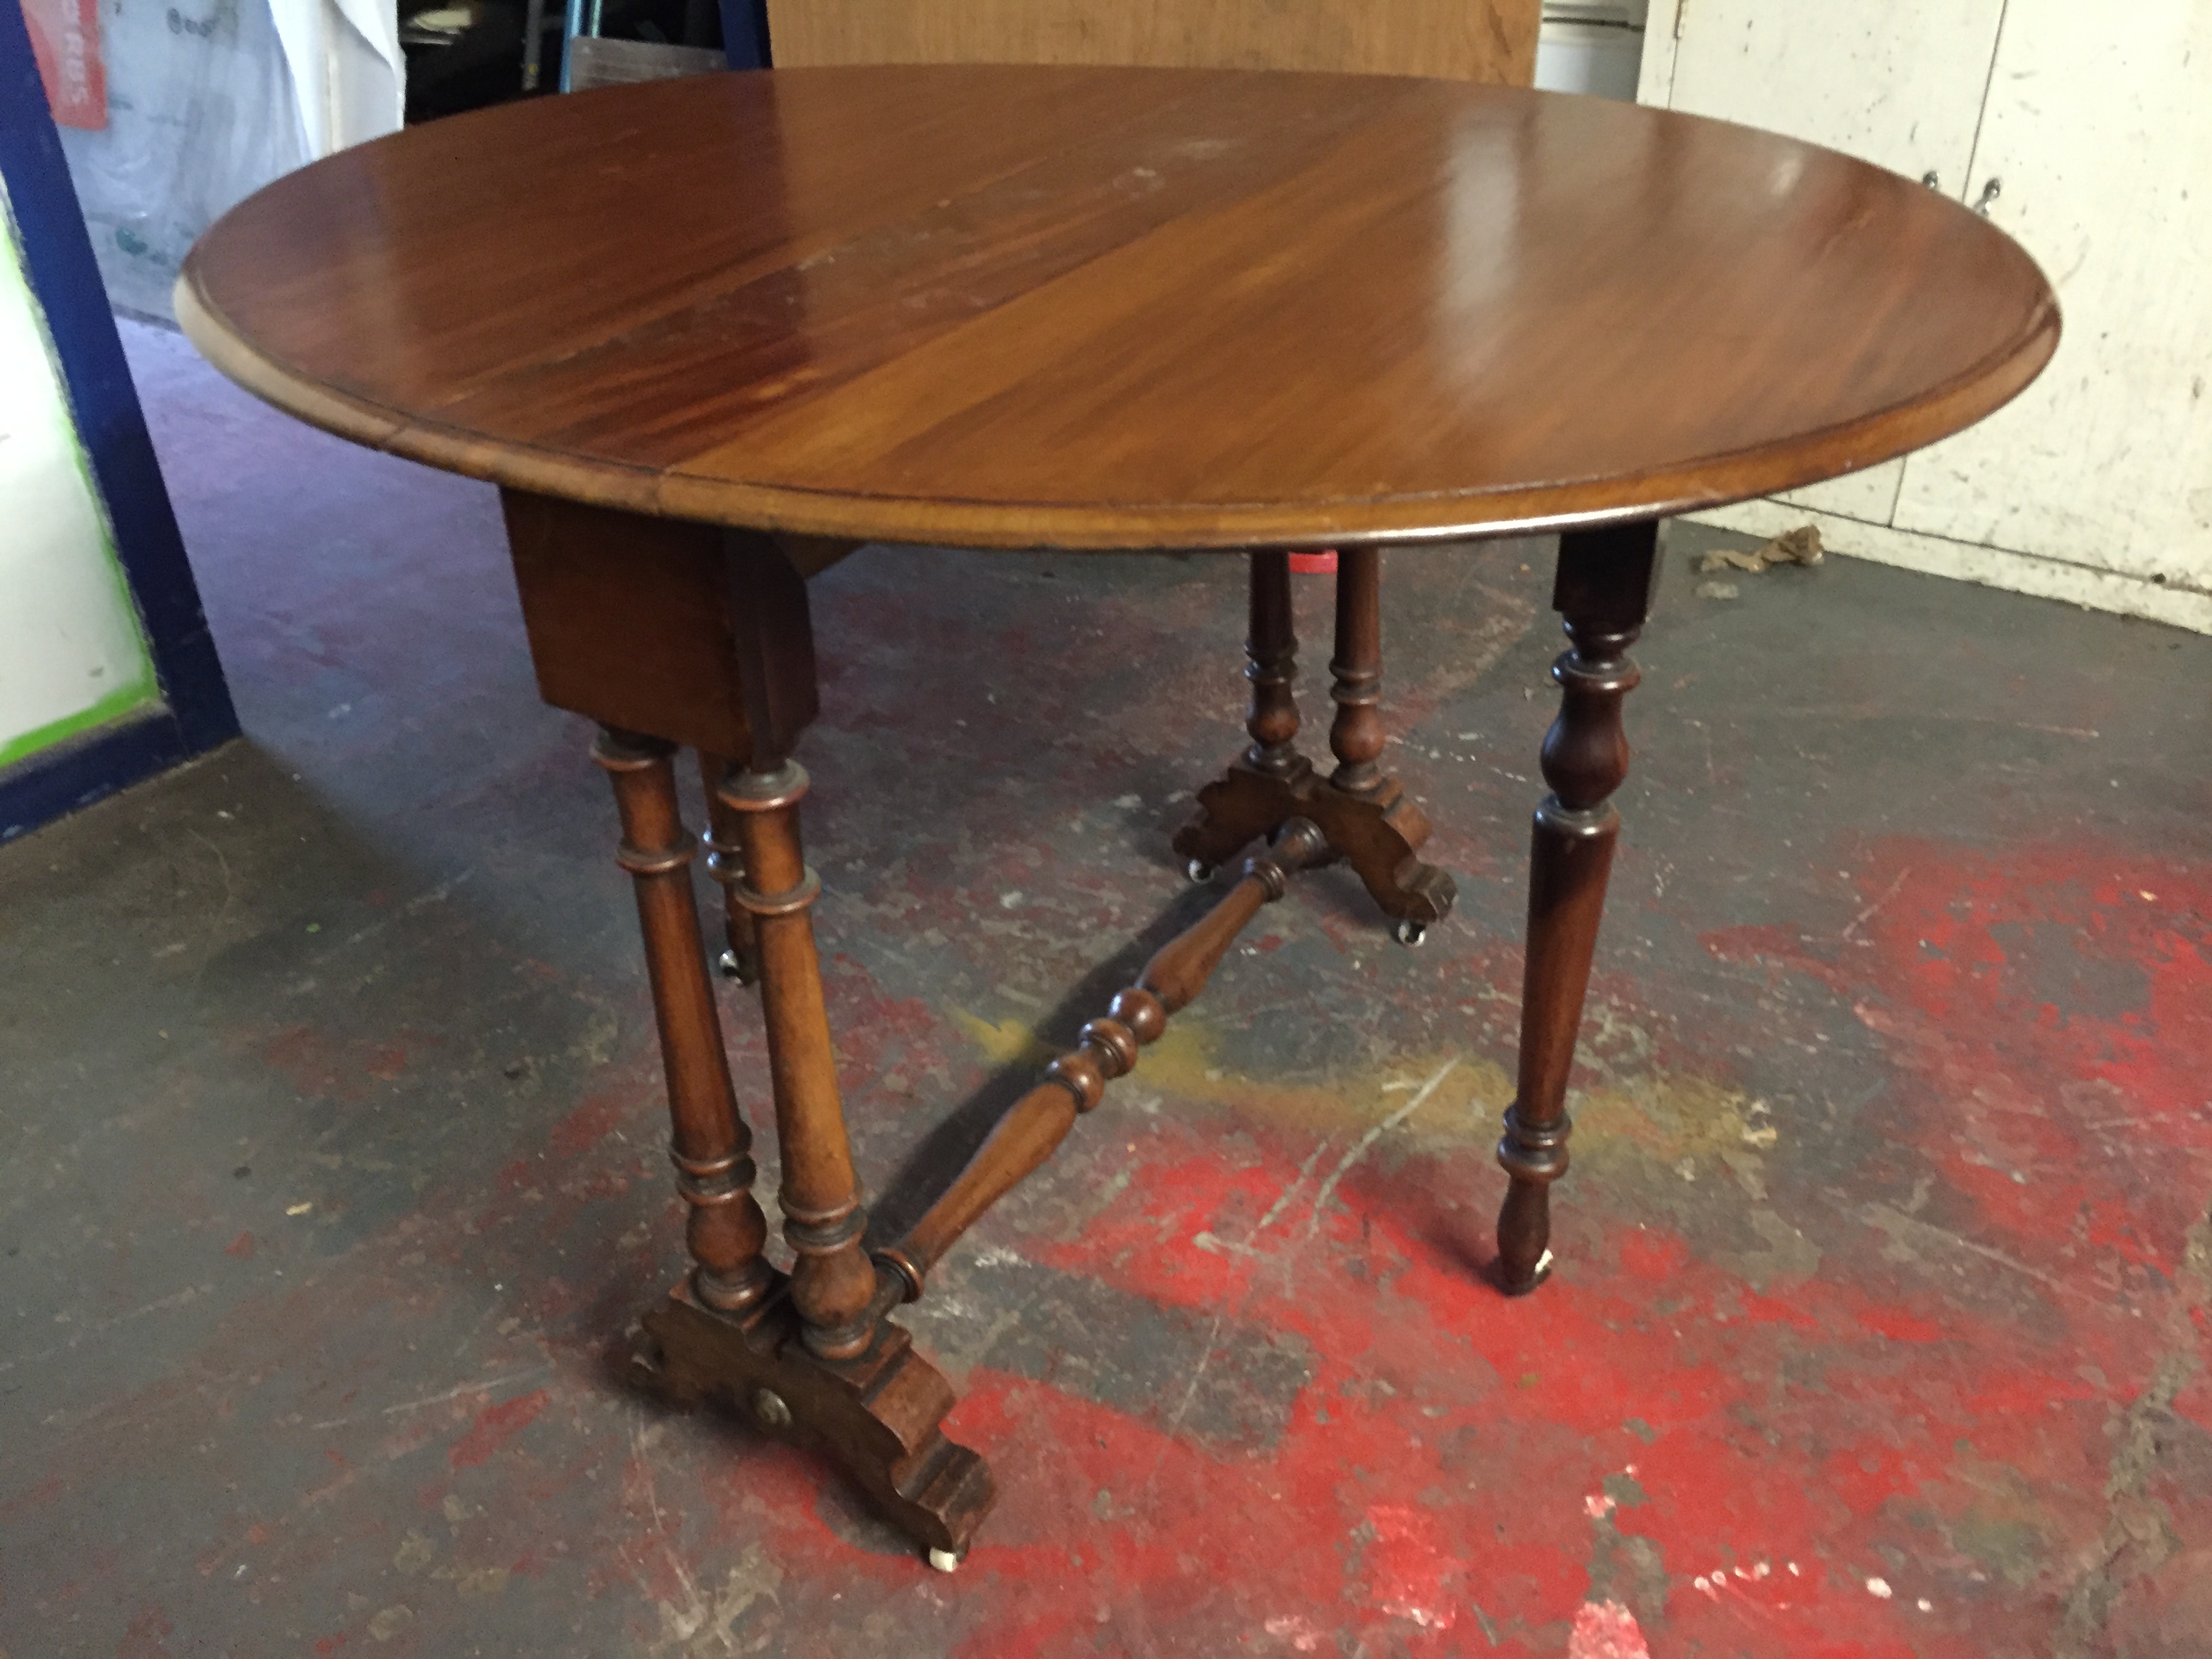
(1690, 499, 2212, 636)
(0, 710, 233, 843)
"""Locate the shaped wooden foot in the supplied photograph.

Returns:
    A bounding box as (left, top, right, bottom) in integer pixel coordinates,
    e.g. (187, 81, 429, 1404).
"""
(1177, 760, 1454, 926)
(1176, 550, 1305, 874)
(1174, 548, 1455, 928)
(632, 1279, 996, 1561)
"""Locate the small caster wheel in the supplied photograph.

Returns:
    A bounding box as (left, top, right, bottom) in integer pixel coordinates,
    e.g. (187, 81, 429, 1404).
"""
(1393, 918, 1427, 947)
(626, 1332, 666, 1389)
(1185, 858, 1216, 884)
(750, 1387, 792, 1431)
(927, 1547, 963, 1574)
(1502, 1248, 1555, 1296)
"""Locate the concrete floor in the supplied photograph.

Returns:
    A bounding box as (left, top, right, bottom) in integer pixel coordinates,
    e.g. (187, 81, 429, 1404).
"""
(2, 321, 2209, 1658)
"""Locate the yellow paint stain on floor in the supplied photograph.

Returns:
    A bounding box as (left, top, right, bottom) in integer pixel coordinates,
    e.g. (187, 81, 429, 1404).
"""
(951, 1009, 1056, 1071)
(1576, 1072, 1774, 1161)
(949, 1004, 1505, 1143)
(949, 1004, 1776, 1176)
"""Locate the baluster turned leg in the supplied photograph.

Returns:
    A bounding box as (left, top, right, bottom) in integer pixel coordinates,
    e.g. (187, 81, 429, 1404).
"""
(1326, 545, 1455, 941)
(718, 760, 880, 1361)
(1176, 550, 1309, 880)
(623, 534, 994, 1567)
(1328, 545, 1385, 796)
(593, 729, 773, 1313)
(699, 752, 762, 985)
(1245, 549, 1303, 779)
(1176, 544, 1450, 927)
(1496, 523, 1662, 1294)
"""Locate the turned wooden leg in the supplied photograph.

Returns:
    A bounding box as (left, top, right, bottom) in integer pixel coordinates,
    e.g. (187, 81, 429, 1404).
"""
(699, 750, 762, 985)
(1174, 551, 1311, 876)
(592, 729, 773, 1313)
(1325, 546, 1456, 937)
(509, 510, 988, 1562)
(1496, 523, 1662, 1294)
(718, 759, 880, 1361)
(1176, 545, 1454, 928)
(1244, 549, 1303, 779)
(1328, 545, 1385, 796)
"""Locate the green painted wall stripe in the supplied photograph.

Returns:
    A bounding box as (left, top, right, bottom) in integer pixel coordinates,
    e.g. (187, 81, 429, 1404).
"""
(0, 678, 164, 770)
(0, 182, 163, 768)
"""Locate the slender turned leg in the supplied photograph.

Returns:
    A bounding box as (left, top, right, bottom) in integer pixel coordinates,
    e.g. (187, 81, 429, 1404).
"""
(719, 759, 880, 1361)
(1328, 545, 1385, 796)
(1174, 551, 1311, 876)
(1324, 546, 1456, 938)
(1245, 550, 1303, 779)
(509, 506, 989, 1563)
(1176, 544, 1454, 928)
(699, 751, 762, 985)
(592, 729, 773, 1313)
(1496, 523, 1662, 1294)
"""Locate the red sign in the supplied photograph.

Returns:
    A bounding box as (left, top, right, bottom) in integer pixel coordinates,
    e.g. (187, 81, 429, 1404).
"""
(22, 0, 106, 130)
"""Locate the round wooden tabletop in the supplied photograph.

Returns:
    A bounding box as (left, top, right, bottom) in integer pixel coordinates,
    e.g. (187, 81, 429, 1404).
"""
(178, 65, 2059, 551)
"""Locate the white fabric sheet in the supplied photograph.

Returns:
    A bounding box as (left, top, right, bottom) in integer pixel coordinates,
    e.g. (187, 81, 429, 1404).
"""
(270, 0, 406, 158)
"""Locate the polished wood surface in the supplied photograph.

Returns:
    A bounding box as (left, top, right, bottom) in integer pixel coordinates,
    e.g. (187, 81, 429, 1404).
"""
(522, 498, 994, 1556)
(637, 1279, 995, 1561)
(766, 0, 1536, 86)
(698, 751, 763, 985)
(503, 494, 754, 756)
(178, 65, 2057, 550)
(1240, 552, 1302, 779)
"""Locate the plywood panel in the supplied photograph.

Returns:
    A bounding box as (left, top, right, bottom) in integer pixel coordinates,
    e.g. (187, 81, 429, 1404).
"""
(766, 0, 1538, 86)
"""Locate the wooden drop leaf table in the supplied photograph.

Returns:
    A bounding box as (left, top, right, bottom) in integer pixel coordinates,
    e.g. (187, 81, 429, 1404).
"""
(177, 64, 2058, 1565)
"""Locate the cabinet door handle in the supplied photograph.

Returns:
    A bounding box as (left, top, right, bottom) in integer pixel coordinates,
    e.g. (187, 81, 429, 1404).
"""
(1973, 177, 2001, 216)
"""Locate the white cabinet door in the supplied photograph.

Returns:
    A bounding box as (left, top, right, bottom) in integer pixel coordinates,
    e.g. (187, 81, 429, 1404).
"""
(1642, 0, 2007, 523)
(1888, 0, 2212, 590)
(1651, 0, 2005, 186)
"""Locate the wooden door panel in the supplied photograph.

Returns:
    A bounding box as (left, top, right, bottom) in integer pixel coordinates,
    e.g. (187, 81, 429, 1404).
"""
(766, 0, 1540, 86)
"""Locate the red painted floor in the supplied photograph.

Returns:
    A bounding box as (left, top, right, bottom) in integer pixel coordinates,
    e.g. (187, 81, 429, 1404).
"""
(0, 324, 2206, 1657)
